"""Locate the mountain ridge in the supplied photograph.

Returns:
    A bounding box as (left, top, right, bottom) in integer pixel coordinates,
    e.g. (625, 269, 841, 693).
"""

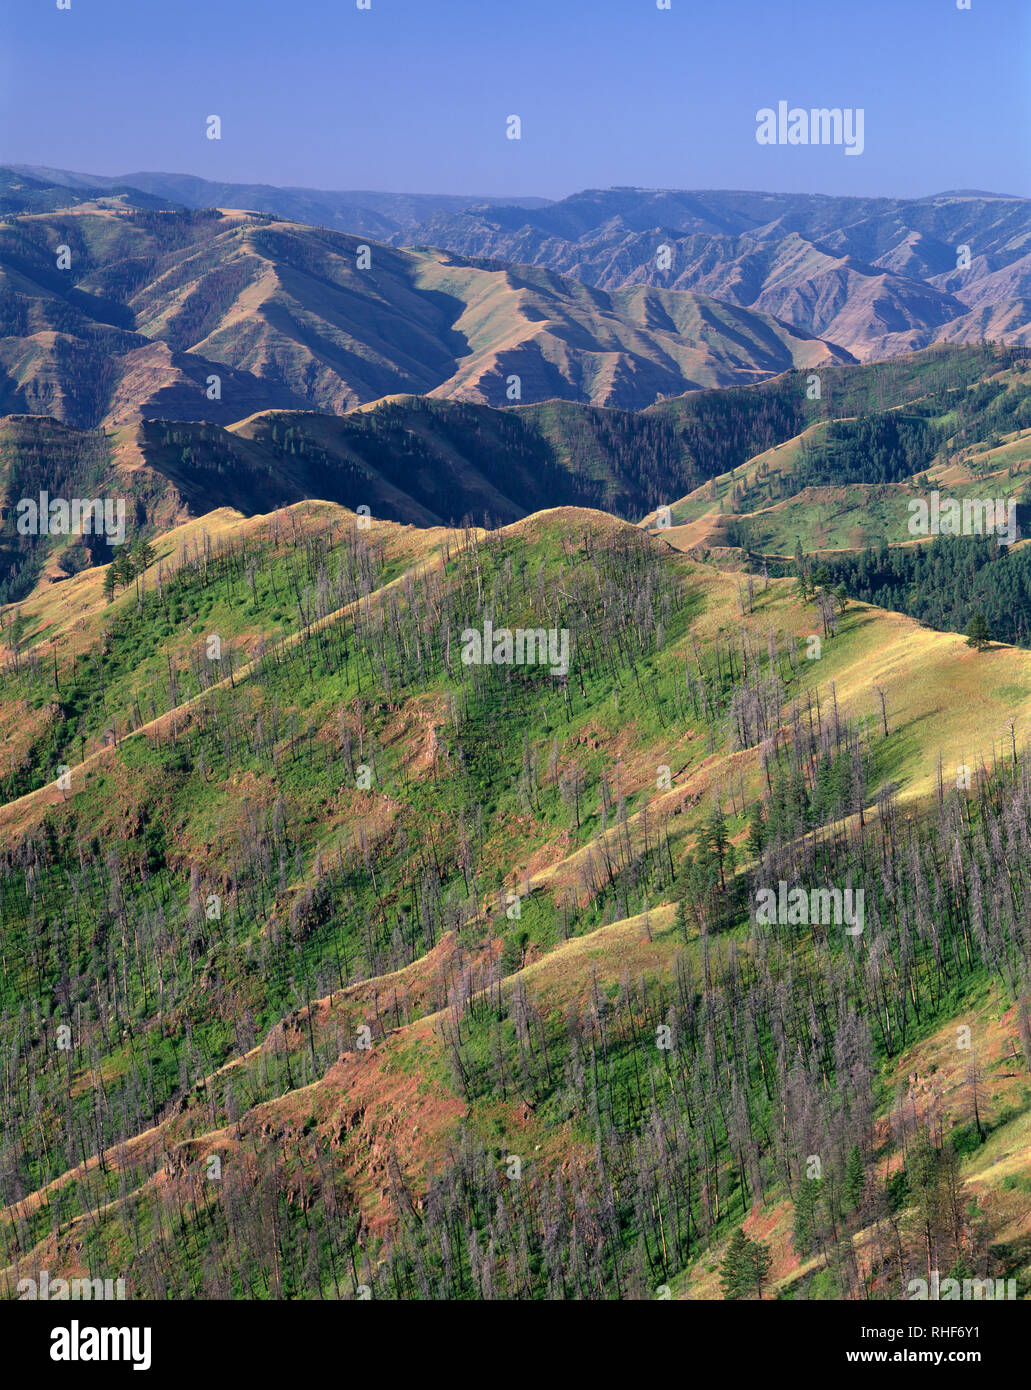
(6, 169, 1027, 372)
(0, 202, 849, 428)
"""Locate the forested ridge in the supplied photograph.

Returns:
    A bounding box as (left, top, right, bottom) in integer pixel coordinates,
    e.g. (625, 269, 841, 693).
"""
(822, 538, 1031, 649)
(1, 344, 1022, 610)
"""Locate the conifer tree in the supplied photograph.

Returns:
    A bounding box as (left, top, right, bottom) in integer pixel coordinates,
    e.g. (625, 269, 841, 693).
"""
(844, 1143, 865, 1213)
(746, 801, 766, 857)
(793, 1173, 821, 1257)
(966, 612, 991, 651)
(704, 803, 729, 892)
(719, 1227, 751, 1299)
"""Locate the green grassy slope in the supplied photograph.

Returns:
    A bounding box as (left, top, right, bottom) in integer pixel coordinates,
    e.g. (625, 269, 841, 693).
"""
(1, 499, 1030, 1299)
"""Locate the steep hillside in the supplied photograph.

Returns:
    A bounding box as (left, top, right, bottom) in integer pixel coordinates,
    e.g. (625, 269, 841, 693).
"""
(0, 395, 701, 607)
(0, 168, 184, 217)
(1, 344, 1021, 610)
(9, 176, 1026, 373)
(0, 204, 846, 428)
(645, 352, 1031, 562)
(1, 501, 1030, 1301)
(397, 187, 1031, 361)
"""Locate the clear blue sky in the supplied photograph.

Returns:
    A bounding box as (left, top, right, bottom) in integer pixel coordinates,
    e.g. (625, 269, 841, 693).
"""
(2, 0, 1028, 199)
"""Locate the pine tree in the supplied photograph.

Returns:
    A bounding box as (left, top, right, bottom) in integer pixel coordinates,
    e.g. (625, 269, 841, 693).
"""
(719, 1228, 773, 1300)
(844, 1143, 865, 1213)
(907, 1134, 945, 1284)
(966, 612, 991, 651)
(133, 537, 156, 574)
(793, 537, 811, 599)
(748, 1237, 773, 1299)
(719, 1227, 751, 1299)
(704, 803, 729, 891)
(793, 1173, 821, 1257)
(110, 549, 134, 591)
(746, 801, 766, 857)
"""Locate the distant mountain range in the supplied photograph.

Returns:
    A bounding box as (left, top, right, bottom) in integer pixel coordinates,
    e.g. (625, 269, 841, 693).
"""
(394, 187, 1031, 362)
(0, 181, 847, 427)
(4, 164, 552, 235)
(8, 168, 1029, 367)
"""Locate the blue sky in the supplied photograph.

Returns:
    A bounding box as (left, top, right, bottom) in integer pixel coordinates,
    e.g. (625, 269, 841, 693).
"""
(2, 0, 1028, 199)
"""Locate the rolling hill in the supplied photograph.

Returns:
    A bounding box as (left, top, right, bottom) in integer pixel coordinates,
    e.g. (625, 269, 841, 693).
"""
(1, 178, 1031, 1303)
(641, 349, 1031, 563)
(2, 343, 1025, 611)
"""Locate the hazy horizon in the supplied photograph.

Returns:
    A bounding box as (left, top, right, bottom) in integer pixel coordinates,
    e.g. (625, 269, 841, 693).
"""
(6, 162, 1028, 207)
(3, 0, 1029, 200)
